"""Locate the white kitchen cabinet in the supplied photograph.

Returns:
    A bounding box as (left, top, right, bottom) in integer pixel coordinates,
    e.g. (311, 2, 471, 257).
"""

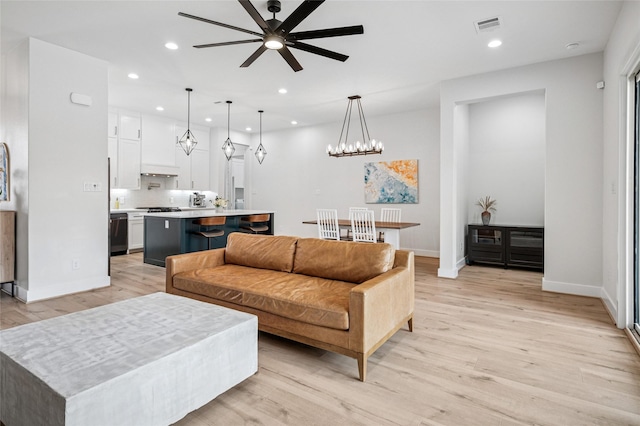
(118, 139, 141, 189)
(127, 212, 144, 252)
(108, 137, 118, 188)
(119, 111, 141, 140)
(108, 111, 118, 138)
(141, 114, 176, 166)
(174, 147, 210, 190)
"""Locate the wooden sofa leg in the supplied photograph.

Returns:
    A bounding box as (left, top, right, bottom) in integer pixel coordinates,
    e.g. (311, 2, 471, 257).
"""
(408, 317, 414, 332)
(357, 354, 367, 382)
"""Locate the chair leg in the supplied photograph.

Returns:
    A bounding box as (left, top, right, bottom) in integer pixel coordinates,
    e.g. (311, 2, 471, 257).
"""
(408, 317, 413, 332)
(357, 354, 367, 382)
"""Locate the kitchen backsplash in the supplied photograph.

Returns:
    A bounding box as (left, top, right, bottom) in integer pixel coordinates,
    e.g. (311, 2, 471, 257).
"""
(111, 175, 218, 209)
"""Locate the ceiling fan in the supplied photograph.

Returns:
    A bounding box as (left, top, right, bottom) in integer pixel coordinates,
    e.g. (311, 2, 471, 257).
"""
(178, 0, 364, 72)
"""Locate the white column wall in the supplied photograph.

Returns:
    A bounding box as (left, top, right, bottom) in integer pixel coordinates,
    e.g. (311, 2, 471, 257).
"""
(440, 53, 604, 296)
(2, 38, 109, 302)
(602, 1, 640, 325)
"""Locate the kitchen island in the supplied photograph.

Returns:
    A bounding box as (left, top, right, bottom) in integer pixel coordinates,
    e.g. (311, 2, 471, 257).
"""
(143, 209, 274, 267)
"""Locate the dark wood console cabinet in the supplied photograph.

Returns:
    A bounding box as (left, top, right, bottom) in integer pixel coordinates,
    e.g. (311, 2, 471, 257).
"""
(467, 224, 544, 271)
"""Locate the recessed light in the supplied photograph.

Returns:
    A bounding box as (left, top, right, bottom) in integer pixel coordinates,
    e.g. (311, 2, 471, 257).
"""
(488, 40, 502, 48)
(165, 42, 179, 50)
(246, 127, 252, 131)
(278, 88, 288, 94)
(156, 106, 164, 111)
(205, 118, 212, 122)
(291, 121, 298, 125)
(128, 73, 139, 79)
(565, 42, 580, 50)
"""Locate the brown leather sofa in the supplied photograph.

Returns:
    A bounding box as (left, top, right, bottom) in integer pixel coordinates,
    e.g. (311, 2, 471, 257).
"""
(166, 232, 415, 381)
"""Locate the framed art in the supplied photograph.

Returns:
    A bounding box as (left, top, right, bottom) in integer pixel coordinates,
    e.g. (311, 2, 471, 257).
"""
(0, 143, 9, 202)
(364, 159, 418, 204)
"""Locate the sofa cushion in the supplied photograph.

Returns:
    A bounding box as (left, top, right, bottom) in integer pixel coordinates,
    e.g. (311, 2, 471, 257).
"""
(225, 233, 298, 272)
(172, 264, 354, 330)
(293, 238, 395, 284)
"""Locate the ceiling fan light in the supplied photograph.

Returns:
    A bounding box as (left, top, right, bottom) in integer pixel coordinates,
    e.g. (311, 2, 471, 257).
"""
(264, 35, 284, 50)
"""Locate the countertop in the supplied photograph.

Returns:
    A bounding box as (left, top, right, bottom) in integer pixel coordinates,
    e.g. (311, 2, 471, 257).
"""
(141, 209, 274, 219)
(109, 207, 219, 214)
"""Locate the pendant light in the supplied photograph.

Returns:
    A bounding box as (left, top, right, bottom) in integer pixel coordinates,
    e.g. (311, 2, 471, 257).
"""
(327, 95, 383, 157)
(178, 88, 198, 156)
(255, 110, 267, 164)
(221, 100, 236, 161)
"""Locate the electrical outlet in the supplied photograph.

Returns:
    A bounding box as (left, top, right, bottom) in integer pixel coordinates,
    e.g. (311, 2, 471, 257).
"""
(72, 259, 80, 270)
(120, 196, 125, 205)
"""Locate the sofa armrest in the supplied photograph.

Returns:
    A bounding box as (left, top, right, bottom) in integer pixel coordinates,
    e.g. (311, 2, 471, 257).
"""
(165, 249, 226, 293)
(348, 250, 415, 353)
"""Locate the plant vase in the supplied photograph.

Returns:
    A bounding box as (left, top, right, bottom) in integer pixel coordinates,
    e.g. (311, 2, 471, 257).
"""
(481, 211, 491, 226)
(215, 206, 223, 213)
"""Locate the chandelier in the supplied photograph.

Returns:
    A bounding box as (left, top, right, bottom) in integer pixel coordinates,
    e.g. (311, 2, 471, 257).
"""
(178, 88, 198, 155)
(327, 95, 383, 157)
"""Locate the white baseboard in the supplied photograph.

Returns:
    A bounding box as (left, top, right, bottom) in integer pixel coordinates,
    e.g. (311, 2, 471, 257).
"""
(438, 267, 458, 278)
(600, 286, 619, 327)
(16, 276, 111, 303)
(410, 249, 439, 258)
(542, 278, 601, 298)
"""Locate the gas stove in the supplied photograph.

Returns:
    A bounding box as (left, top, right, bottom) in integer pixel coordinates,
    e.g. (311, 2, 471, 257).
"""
(137, 207, 182, 213)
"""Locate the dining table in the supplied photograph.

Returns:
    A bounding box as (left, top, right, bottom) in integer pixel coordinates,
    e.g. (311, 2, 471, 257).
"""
(302, 219, 420, 249)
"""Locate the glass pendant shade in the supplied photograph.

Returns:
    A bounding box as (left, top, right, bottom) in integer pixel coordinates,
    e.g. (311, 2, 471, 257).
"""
(179, 88, 198, 155)
(222, 137, 235, 160)
(255, 110, 267, 164)
(222, 100, 235, 161)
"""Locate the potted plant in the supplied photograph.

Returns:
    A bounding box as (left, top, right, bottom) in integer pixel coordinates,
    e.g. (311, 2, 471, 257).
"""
(213, 196, 228, 212)
(476, 196, 497, 225)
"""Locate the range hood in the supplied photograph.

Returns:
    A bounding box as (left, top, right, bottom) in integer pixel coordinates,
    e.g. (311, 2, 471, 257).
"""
(140, 164, 179, 177)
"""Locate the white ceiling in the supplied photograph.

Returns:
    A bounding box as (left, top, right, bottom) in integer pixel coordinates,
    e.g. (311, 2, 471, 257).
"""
(0, 1, 623, 133)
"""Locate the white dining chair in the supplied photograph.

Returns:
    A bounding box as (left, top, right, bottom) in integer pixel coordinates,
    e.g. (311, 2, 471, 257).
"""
(344, 207, 368, 240)
(316, 209, 340, 240)
(350, 209, 377, 243)
(379, 208, 402, 242)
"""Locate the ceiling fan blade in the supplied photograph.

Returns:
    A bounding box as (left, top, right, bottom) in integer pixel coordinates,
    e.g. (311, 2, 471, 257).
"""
(277, 0, 325, 35)
(238, 0, 271, 34)
(240, 45, 268, 68)
(194, 39, 263, 48)
(278, 46, 303, 72)
(289, 25, 364, 41)
(289, 42, 348, 62)
(178, 12, 263, 37)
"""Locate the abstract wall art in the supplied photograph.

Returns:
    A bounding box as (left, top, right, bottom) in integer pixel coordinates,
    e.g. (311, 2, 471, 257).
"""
(364, 159, 418, 204)
(0, 143, 9, 202)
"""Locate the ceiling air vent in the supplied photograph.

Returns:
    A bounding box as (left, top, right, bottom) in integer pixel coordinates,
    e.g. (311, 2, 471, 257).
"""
(474, 16, 501, 33)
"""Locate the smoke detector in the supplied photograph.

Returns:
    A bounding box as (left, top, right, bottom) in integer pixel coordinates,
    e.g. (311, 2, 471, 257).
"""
(474, 16, 502, 34)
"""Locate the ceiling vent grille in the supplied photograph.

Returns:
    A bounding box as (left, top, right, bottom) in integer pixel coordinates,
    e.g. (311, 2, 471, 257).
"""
(474, 17, 501, 33)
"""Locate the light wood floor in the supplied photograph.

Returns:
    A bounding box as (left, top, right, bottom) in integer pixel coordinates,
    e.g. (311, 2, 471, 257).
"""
(1, 254, 639, 425)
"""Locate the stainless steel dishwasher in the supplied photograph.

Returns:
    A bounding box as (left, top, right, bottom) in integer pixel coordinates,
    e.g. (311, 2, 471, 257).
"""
(110, 212, 128, 255)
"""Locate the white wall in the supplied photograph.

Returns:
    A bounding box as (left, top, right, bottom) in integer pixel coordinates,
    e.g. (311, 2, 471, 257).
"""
(2, 38, 109, 302)
(602, 1, 640, 326)
(440, 53, 604, 295)
(467, 92, 545, 226)
(248, 108, 440, 256)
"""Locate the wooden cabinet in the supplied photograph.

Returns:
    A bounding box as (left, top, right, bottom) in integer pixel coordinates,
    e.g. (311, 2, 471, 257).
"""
(467, 224, 544, 271)
(0, 211, 16, 289)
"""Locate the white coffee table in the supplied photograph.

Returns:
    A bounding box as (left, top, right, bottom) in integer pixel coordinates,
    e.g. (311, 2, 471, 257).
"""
(0, 292, 257, 426)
